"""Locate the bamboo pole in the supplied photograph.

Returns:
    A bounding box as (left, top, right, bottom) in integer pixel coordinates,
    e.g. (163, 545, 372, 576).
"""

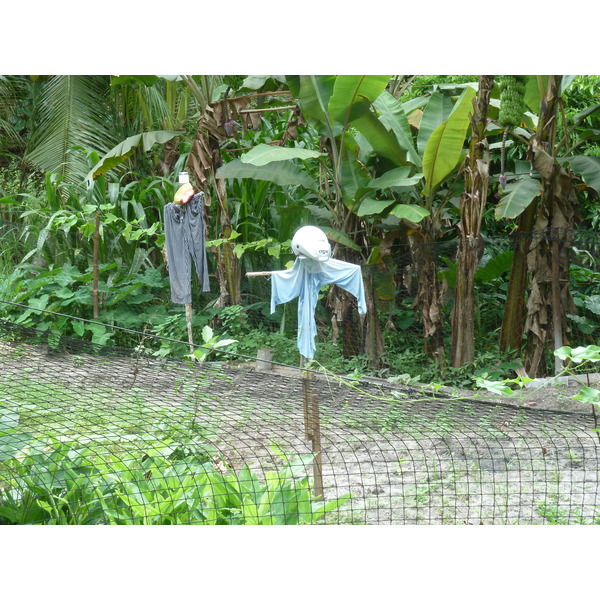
(92, 211, 100, 318)
(238, 105, 296, 114)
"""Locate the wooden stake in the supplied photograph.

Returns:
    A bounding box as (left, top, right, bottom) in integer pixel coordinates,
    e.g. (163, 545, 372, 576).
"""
(92, 211, 100, 319)
(301, 356, 324, 500)
(185, 303, 194, 354)
(551, 237, 564, 375)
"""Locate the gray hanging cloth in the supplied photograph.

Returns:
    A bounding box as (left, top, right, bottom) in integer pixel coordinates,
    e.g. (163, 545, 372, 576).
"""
(164, 193, 210, 304)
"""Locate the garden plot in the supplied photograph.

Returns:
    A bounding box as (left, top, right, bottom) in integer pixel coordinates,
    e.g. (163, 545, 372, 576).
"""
(1, 338, 599, 524)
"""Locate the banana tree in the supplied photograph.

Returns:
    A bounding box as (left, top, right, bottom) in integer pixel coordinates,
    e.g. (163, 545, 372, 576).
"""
(355, 84, 477, 367)
(494, 75, 600, 376)
(184, 79, 301, 307)
(215, 76, 478, 368)
(450, 76, 495, 367)
(215, 75, 427, 365)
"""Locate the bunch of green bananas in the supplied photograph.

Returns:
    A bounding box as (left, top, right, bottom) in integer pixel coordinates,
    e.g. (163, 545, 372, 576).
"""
(223, 75, 246, 91)
(498, 75, 527, 128)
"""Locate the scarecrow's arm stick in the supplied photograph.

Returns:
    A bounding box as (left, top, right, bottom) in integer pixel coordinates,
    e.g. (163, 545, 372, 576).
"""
(246, 271, 274, 277)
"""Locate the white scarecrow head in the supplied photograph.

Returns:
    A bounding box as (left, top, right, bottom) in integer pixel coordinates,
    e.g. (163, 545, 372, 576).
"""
(291, 226, 332, 262)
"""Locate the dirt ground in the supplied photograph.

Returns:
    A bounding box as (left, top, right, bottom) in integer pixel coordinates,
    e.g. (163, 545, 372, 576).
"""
(1, 338, 599, 524)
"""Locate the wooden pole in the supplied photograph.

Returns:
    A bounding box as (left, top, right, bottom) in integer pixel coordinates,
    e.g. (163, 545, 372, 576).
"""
(185, 303, 194, 355)
(551, 236, 564, 375)
(92, 211, 100, 319)
(239, 105, 296, 114)
(301, 356, 324, 500)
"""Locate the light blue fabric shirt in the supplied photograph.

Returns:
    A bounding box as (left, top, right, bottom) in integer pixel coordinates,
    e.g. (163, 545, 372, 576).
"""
(270, 257, 367, 360)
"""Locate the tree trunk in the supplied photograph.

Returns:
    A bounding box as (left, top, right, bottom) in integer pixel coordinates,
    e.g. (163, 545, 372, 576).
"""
(409, 228, 445, 369)
(186, 97, 253, 307)
(451, 75, 494, 367)
(363, 268, 385, 369)
(499, 202, 537, 352)
(213, 174, 241, 306)
(523, 76, 577, 377)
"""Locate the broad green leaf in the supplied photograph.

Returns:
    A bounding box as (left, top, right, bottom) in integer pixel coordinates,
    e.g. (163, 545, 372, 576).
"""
(554, 345, 600, 363)
(291, 75, 337, 126)
(202, 326, 214, 343)
(572, 103, 600, 124)
(373, 91, 422, 167)
(560, 75, 576, 94)
(28, 294, 50, 310)
(495, 177, 542, 220)
(340, 136, 372, 207)
(319, 226, 361, 252)
(240, 144, 324, 166)
(328, 75, 391, 124)
(72, 320, 85, 336)
(572, 386, 600, 406)
(86, 130, 182, 181)
(0, 409, 19, 433)
(355, 198, 396, 217)
(242, 75, 286, 91)
(216, 159, 318, 190)
(368, 167, 424, 189)
(417, 91, 453, 156)
(584, 295, 600, 316)
(389, 204, 430, 223)
(401, 96, 430, 115)
(567, 314, 596, 335)
(422, 87, 476, 195)
(475, 251, 514, 282)
(0, 433, 32, 461)
(353, 109, 411, 166)
(475, 377, 515, 396)
(558, 155, 600, 195)
(524, 76, 548, 114)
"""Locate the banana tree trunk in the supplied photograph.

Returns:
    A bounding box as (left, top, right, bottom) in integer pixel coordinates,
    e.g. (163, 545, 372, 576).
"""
(523, 76, 577, 377)
(213, 175, 241, 306)
(363, 268, 385, 369)
(409, 228, 445, 369)
(499, 202, 537, 352)
(451, 75, 494, 367)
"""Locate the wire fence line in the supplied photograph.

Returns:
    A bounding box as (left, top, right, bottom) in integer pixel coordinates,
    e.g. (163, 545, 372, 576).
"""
(1, 318, 599, 525)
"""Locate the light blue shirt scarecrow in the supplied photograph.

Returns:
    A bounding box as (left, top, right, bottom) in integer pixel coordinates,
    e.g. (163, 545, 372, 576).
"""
(270, 226, 366, 360)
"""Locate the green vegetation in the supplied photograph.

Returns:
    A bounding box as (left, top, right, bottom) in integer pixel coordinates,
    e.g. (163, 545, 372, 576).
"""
(0, 372, 352, 525)
(1, 74, 600, 385)
(0, 436, 351, 525)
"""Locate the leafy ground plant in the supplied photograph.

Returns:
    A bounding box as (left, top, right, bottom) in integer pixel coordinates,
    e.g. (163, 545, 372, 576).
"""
(0, 433, 352, 525)
(475, 345, 600, 425)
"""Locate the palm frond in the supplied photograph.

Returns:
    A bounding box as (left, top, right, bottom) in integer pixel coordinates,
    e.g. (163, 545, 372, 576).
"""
(25, 75, 117, 183)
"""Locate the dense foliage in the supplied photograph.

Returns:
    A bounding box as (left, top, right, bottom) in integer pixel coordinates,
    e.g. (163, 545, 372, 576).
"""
(1, 74, 599, 384)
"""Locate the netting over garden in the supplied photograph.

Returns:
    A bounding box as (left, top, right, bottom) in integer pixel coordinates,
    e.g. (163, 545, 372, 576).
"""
(1, 318, 599, 525)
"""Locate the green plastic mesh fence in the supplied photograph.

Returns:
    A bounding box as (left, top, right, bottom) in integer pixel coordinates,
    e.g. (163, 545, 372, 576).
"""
(1, 319, 598, 525)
